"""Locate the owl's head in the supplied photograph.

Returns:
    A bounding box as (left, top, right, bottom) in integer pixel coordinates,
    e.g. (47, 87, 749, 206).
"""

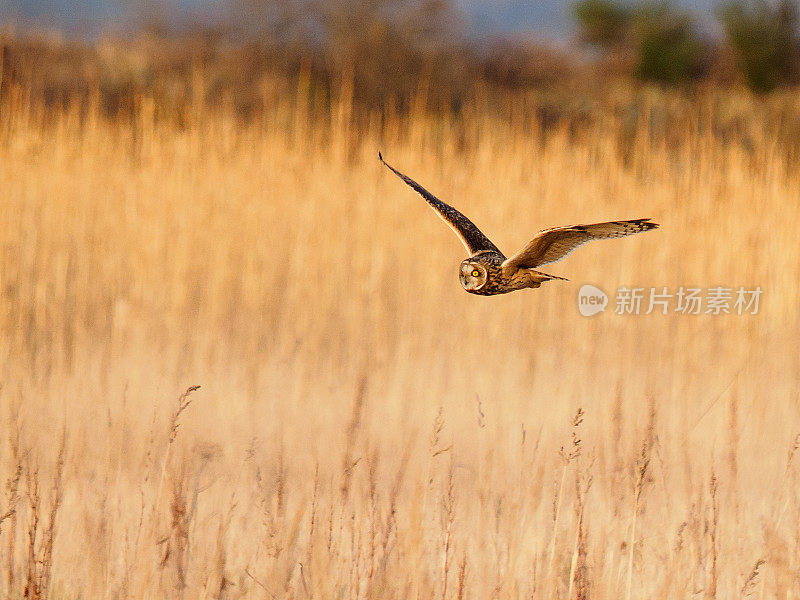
(459, 260, 488, 291)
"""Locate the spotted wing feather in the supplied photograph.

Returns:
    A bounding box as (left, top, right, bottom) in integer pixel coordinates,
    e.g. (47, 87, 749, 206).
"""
(379, 153, 502, 257)
(502, 218, 658, 271)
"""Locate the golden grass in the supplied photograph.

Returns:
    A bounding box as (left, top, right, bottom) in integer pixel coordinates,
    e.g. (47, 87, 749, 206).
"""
(1, 79, 800, 598)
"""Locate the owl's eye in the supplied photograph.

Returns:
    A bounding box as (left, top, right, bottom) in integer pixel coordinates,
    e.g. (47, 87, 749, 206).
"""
(471, 270, 480, 278)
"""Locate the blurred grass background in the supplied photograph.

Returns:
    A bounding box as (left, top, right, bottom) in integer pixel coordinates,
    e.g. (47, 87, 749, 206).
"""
(2, 1, 800, 598)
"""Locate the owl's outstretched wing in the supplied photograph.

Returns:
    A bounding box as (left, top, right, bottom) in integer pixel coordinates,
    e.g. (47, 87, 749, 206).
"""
(502, 218, 658, 272)
(379, 153, 502, 257)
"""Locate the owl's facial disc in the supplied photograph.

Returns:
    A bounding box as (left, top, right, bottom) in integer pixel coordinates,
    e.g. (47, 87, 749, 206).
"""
(460, 261, 487, 291)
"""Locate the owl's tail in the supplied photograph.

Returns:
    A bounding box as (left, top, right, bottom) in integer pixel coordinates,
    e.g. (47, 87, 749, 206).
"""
(531, 270, 569, 285)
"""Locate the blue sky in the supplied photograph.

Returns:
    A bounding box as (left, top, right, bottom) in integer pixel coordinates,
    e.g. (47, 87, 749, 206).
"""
(2, 0, 719, 38)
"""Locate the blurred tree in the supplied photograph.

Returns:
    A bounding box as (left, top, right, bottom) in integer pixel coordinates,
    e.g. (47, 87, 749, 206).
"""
(632, 4, 705, 84)
(480, 37, 574, 88)
(573, 0, 632, 49)
(719, 0, 799, 92)
(227, 0, 471, 109)
(573, 0, 705, 84)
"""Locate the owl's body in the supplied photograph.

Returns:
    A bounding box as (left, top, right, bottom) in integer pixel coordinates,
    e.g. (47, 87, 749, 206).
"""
(459, 251, 565, 295)
(378, 153, 658, 296)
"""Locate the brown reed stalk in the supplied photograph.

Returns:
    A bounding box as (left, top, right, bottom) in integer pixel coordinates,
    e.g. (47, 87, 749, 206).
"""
(340, 377, 366, 502)
(6, 407, 21, 594)
(440, 456, 456, 600)
(739, 559, 764, 598)
(275, 443, 285, 522)
(366, 454, 378, 590)
(151, 386, 202, 597)
(774, 433, 800, 528)
(39, 429, 66, 596)
(22, 428, 65, 600)
(549, 408, 583, 598)
(128, 402, 159, 594)
(210, 494, 236, 599)
(0, 466, 21, 535)
(475, 395, 486, 429)
(24, 463, 40, 600)
(368, 446, 409, 595)
(430, 407, 447, 461)
(159, 466, 190, 598)
(348, 510, 360, 600)
(306, 462, 319, 584)
(625, 440, 651, 600)
(326, 478, 335, 556)
(568, 460, 592, 600)
(2, 463, 21, 594)
(707, 471, 719, 600)
(336, 379, 366, 594)
(169, 386, 201, 445)
(153, 386, 201, 531)
(786, 434, 800, 472)
(727, 393, 740, 519)
(611, 384, 624, 517)
(381, 447, 409, 560)
(456, 554, 467, 600)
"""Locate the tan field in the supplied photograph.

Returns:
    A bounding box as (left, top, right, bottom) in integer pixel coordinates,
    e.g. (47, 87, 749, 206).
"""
(1, 76, 800, 599)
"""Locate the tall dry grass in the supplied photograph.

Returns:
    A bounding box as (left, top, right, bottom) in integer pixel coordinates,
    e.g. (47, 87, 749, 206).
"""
(1, 73, 800, 598)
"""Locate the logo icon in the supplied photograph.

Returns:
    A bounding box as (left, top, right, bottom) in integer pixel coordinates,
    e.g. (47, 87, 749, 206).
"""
(578, 284, 608, 317)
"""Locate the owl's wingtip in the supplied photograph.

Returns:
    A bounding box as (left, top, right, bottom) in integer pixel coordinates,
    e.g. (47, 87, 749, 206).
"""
(378, 151, 383, 162)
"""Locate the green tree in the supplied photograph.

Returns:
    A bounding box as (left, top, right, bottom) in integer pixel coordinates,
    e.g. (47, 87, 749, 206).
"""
(632, 4, 705, 84)
(573, 0, 632, 49)
(719, 0, 798, 92)
(573, 0, 706, 84)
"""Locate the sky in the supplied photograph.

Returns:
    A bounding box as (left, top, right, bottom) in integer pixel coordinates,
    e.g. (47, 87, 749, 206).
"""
(1, 0, 719, 39)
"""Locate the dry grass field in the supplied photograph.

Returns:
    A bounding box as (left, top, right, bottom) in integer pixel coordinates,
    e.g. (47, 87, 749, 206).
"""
(1, 73, 800, 599)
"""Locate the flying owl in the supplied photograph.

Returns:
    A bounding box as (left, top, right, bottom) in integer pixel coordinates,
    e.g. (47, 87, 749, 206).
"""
(379, 153, 658, 296)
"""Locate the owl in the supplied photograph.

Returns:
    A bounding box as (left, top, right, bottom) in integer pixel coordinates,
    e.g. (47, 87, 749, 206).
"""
(379, 153, 658, 296)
